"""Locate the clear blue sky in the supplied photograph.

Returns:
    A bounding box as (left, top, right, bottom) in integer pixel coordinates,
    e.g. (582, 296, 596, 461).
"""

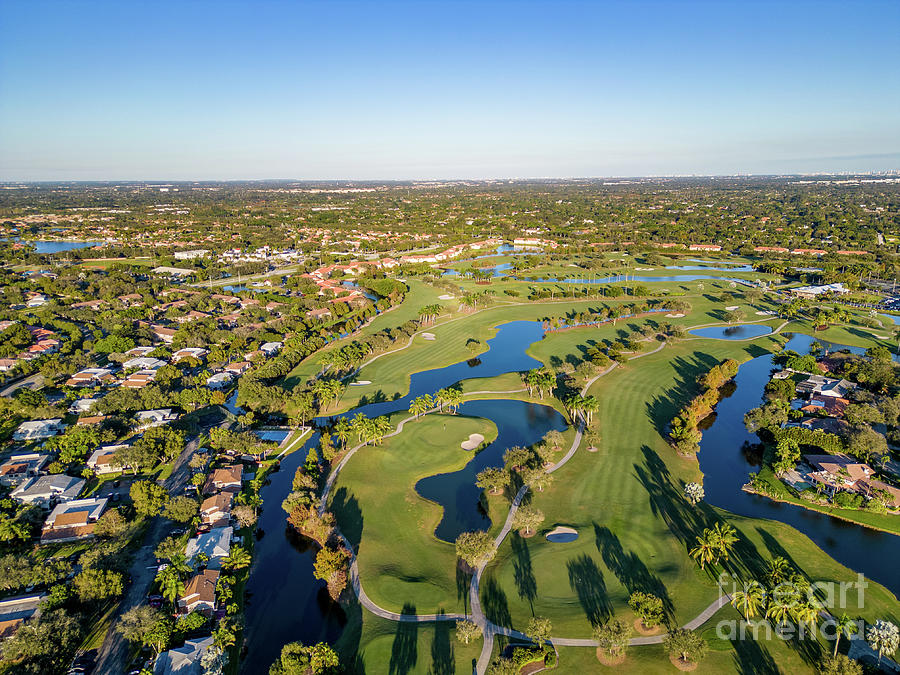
(1, 0, 898, 180)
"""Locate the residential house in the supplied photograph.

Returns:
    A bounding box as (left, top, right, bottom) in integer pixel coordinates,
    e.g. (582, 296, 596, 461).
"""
(124, 346, 156, 358)
(787, 283, 850, 300)
(123, 356, 167, 370)
(0, 358, 18, 372)
(184, 526, 232, 568)
(796, 375, 855, 399)
(12, 419, 65, 442)
(0, 454, 49, 487)
(223, 361, 251, 376)
(200, 492, 233, 529)
(205, 372, 234, 389)
(65, 367, 115, 387)
(799, 397, 850, 417)
(202, 465, 242, 495)
(0, 594, 45, 639)
(135, 409, 179, 429)
(40, 497, 108, 544)
(87, 445, 127, 474)
(122, 369, 157, 389)
(77, 415, 108, 427)
(153, 636, 216, 675)
(178, 569, 219, 615)
(69, 397, 102, 415)
(11, 474, 84, 505)
(259, 341, 282, 356)
(172, 347, 208, 362)
(805, 454, 900, 508)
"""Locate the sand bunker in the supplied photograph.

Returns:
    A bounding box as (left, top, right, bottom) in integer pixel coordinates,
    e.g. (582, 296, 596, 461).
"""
(635, 267, 655, 271)
(725, 305, 740, 311)
(349, 380, 371, 386)
(665, 312, 685, 318)
(545, 526, 579, 543)
(755, 310, 776, 316)
(421, 332, 436, 341)
(460, 433, 484, 450)
(438, 294, 455, 300)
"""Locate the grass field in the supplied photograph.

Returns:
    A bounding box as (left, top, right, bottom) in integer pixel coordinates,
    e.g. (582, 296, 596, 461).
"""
(337, 609, 483, 675)
(329, 412, 499, 615)
(478, 337, 899, 671)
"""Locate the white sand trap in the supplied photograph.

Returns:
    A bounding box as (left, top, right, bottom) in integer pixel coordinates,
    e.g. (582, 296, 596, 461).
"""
(349, 380, 371, 386)
(872, 334, 888, 339)
(421, 332, 436, 341)
(438, 294, 455, 300)
(665, 313, 685, 318)
(635, 267, 655, 271)
(725, 305, 740, 311)
(460, 433, 485, 451)
(755, 310, 776, 316)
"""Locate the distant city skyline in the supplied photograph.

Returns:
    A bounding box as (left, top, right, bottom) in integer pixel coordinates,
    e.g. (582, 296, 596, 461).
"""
(1, 0, 898, 181)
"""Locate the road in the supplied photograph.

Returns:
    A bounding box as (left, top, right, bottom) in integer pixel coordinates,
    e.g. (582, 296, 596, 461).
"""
(91, 432, 202, 673)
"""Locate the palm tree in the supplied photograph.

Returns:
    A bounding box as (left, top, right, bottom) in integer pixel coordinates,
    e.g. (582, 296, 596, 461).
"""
(434, 388, 451, 412)
(581, 395, 599, 425)
(766, 599, 793, 627)
(832, 614, 859, 657)
(221, 547, 252, 572)
(444, 388, 463, 414)
(333, 417, 352, 451)
(689, 531, 717, 570)
(730, 581, 765, 621)
(793, 602, 820, 634)
(408, 396, 428, 421)
(711, 522, 738, 562)
(156, 566, 185, 606)
(867, 620, 899, 665)
(767, 556, 791, 585)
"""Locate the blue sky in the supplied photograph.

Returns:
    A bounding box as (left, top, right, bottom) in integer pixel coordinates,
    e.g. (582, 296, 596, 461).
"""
(1, 0, 898, 180)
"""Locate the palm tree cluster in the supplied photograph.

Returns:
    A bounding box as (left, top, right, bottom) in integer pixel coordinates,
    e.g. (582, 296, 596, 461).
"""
(521, 368, 556, 399)
(348, 413, 392, 446)
(408, 388, 464, 420)
(417, 304, 443, 324)
(562, 393, 599, 426)
(689, 522, 738, 570)
(311, 377, 344, 412)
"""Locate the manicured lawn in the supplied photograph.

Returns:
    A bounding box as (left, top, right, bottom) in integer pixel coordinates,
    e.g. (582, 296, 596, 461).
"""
(329, 412, 498, 615)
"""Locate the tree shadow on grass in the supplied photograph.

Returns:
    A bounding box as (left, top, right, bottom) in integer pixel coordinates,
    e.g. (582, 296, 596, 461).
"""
(593, 524, 673, 623)
(481, 576, 512, 652)
(428, 611, 455, 675)
(731, 628, 780, 675)
(566, 553, 611, 627)
(389, 604, 418, 675)
(329, 487, 363, 550)
(644, 353, 721, 437)
(456, 562, 471, 615)
(511, 534, 537, 615)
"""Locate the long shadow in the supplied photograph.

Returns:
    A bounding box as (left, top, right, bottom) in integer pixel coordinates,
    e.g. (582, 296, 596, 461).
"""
(456, 563, 471, 615)
(565, 553, 612, 627)
(481, 576, 512, 651)
(329, 487, 364, 550)
(511, 534, 538, 615)
(335, 598, 367, 675)
(644, 352, 721, 437)
(428, 611, 455, 675)
(592, 524, 673, 622)
(389, 604, 419, 675)
(731, 630, 780, 675)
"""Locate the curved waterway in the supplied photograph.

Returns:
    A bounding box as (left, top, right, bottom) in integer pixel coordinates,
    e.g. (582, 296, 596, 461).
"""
(698, 332, 900, 596)
(241, 320, 554, 671)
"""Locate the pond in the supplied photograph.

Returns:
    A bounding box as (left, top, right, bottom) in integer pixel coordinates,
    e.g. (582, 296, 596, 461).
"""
(689, 324, 773, 340)
(242, 319, 555, 671)
(416, 399, 566, 541)
(527, 274, 749, 285)
(698, 332, 900, 596)
(666, 263, 754, 272)
(30, 240, 105, 253)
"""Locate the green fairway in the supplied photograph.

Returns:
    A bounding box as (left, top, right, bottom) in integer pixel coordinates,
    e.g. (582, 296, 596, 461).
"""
(479, 338, 899, 657)
(329, 412, 498, 615)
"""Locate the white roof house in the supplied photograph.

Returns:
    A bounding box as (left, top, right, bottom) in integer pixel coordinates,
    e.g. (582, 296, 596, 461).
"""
(12, 419, 64, 442)
(154, 636, 216, 675)
(184, 526, 232, 568)
(123, 356, 168, 370)
(135, 409, 179, 429)
(11, 475, 84, 505)
(259, 341, 283, 355)
(0, 594, 46, 638)
(68, 397, 103, 414)
(205, 372, 234, 389)
(125, 346, 156, 358)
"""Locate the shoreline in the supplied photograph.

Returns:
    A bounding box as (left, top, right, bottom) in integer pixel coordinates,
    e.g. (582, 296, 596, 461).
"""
(741, 485, 900, 536)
